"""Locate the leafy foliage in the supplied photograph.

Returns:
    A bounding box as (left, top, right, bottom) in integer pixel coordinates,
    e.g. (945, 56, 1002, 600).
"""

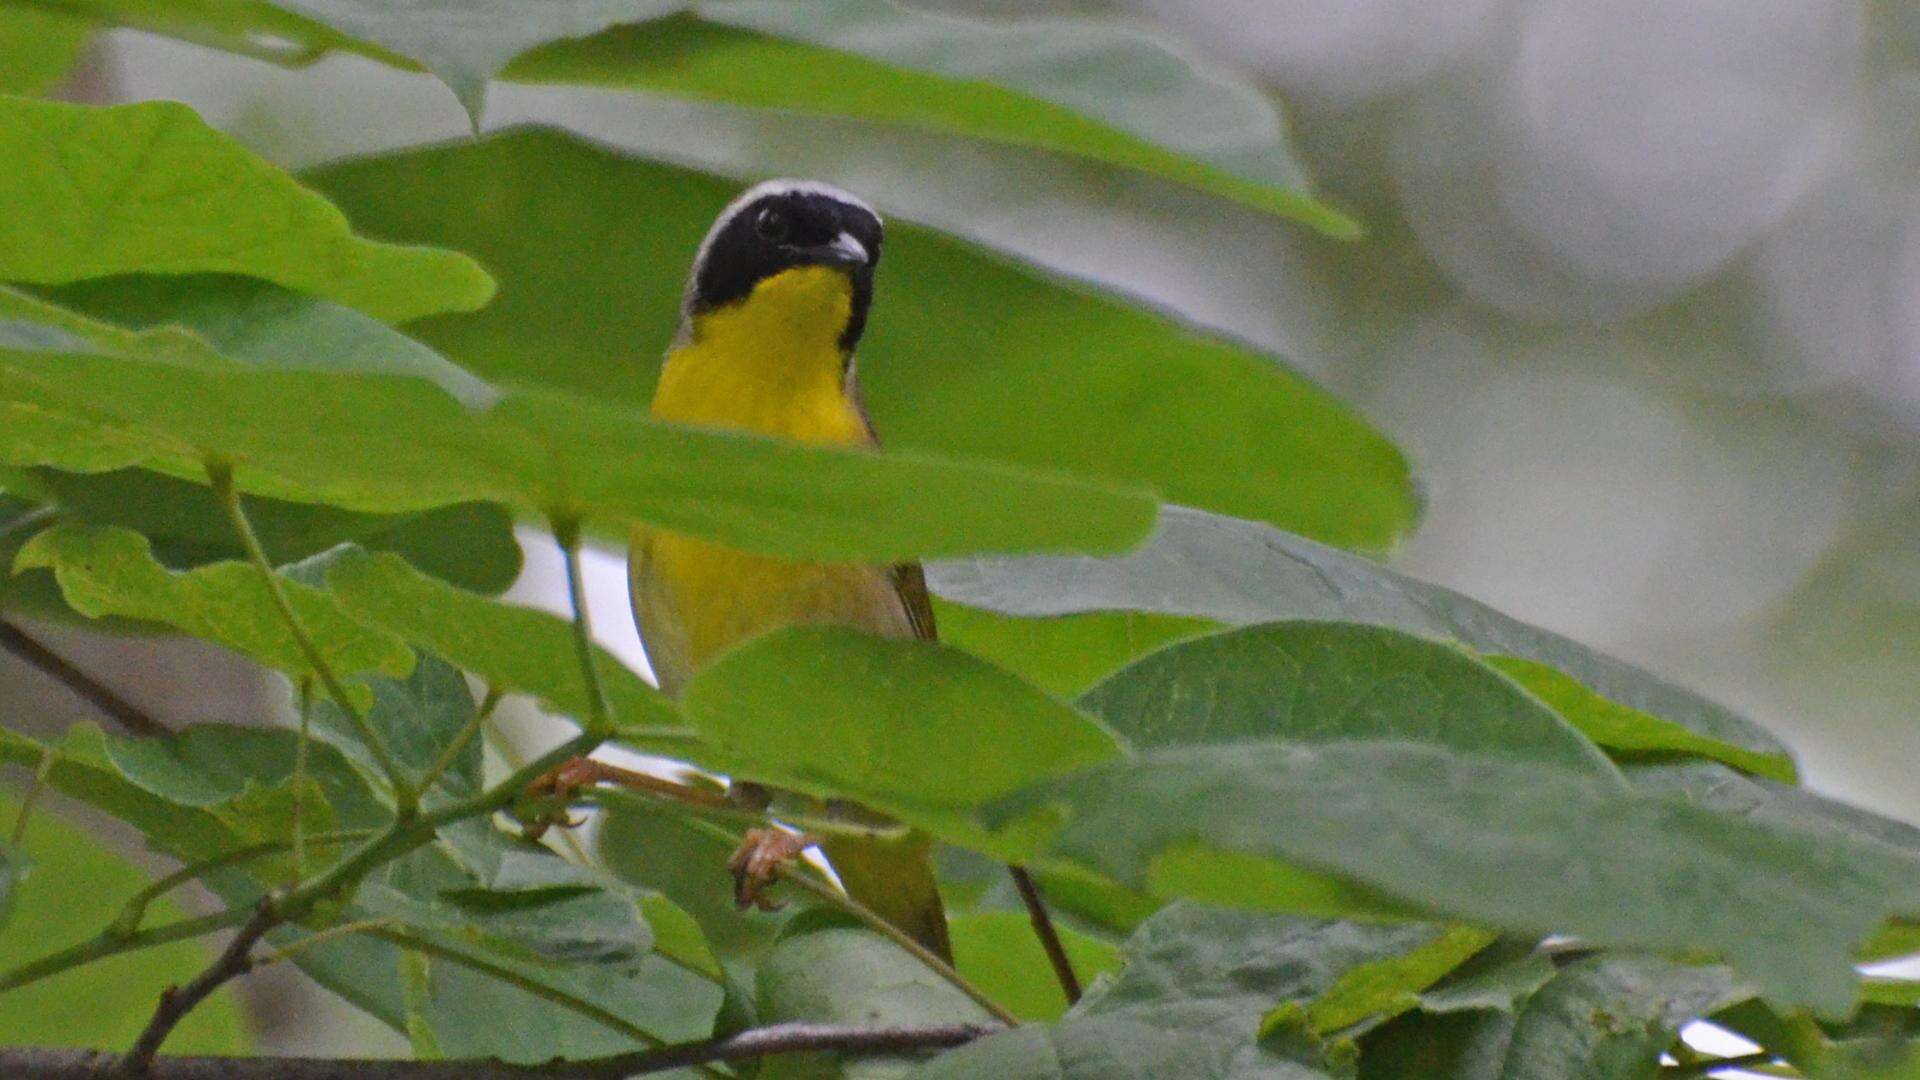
(0, 29, 1913, 1080)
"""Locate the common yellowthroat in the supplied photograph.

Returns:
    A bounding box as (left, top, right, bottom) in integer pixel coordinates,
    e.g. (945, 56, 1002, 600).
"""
(630, 180, 951, 960)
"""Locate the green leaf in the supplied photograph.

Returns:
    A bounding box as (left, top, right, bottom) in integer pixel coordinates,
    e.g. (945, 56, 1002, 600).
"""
(14, 523, 414, 685)
(758, 922, 996, 1078)
(1079, 622, 1621, 781)
(14, 467, 520, 596)
(323, 546, 677, 733)
(917, 905, 1446, 1079)
(948, 911, 1121, 1023)
(597, 790, 789, 965)
(983, 742, 1920, 1017)
(0, 288, 1157, 562)
(1357, 1011, 1517, 1080)
(680, 626, 1125, 852)
(302, 651, 480, 797)
(513, 1, 1353, 234)
(1627, 761, 1920, 888)
(104, 723, 389, 829)
(1487, 656, 1796, 783)
(0, 796, 248, 1054)
(931, 603, 1212, 698)
(47, 274, 500, 409)
(930, 506, 1787, 763)
(65, 0, 1350, 231)
(276, 0, 679, 119)
(0, 7, 88, 96)
(1304, 926, 1498, 1036)
(302, 129, 1414, 550)
(1412, 942, 1558, 1017)
(0, 96, 493, 322)
(1494, 956, 1743, 1080)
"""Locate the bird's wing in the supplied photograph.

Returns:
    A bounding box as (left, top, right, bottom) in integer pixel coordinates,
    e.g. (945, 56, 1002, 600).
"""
(889, 562, 939, 643)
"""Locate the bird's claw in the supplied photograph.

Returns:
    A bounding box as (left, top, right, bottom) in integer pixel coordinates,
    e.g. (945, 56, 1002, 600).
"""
(728, 828, 815, 912)
(514, 757, 607, 841)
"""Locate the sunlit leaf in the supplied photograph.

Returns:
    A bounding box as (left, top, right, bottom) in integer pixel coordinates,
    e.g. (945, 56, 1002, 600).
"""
(14, 523, 414, 685)
(304, 130, 1413, 550)
(0, 96, 493, 322)
(0, 287, 1157, 561)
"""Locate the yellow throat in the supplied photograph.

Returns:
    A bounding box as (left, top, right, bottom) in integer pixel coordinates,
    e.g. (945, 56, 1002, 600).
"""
(649, 265, 871, 446)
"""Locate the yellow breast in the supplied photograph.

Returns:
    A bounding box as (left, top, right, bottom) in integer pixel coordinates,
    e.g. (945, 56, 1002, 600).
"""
(632, 266, 910, 696)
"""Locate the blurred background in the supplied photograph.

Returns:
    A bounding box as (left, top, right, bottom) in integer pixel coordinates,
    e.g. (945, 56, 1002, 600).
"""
(6, 0, 1917, 1055)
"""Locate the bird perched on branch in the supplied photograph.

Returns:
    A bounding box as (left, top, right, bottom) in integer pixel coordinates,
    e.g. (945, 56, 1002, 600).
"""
(627, 180, 951, 960)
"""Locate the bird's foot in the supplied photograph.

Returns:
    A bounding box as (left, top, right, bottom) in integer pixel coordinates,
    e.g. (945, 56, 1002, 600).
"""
(728, 828, 817, 911)
(515, 757, 728, 840)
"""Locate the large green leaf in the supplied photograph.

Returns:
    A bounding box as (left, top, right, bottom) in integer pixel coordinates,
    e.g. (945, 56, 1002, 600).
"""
(679, 626, 1125, 849)
(0, 96, 492, 322)
(323, 546, 677, 733)
(982, 741, 1920, 1017)
(757, 920, 997, 1078)
(930, 506, 1787, 762)
(916, 905, 1449, 1079)
(513, 1, 1351, 234)
(0, 287, 1157, 561)
(597, 790, 789, 966)
(11, 466, 520, 595)
(0, 7, 88, 95)
(1079, 622, 1620, 781)
(56, 0, 1349, 231)
(15, 523, 415, 685)
(303, 129, 1414, 551)
(1492, 956, 1742, 1080)
(0, 795, 248, 1054)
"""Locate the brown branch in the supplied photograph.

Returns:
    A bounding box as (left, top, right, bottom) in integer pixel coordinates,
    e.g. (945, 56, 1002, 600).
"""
(1009, 865, 1082, 1005)
(7, 1022, 993, 1079)
(0, 620, 172, 737)
(120, 898, 281, 1071)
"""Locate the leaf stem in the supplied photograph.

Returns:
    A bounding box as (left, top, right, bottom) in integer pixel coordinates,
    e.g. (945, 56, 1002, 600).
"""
(206, 459, 415, 816)
(0, 909, 250, 994)
(112, 831, 373, 936)
(550, 516, 613, 735)
(1009, 865, 1082, 1005)
(416, 683, 502, 796)
(8, 745, 58, 846)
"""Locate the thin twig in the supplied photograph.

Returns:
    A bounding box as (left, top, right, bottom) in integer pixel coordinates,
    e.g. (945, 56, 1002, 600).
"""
(112, 831, 373, 936)
(207, 459, 415, 815)
(550, 517, 613, 735)
(416, 683, 502, 796)
(121, 897, 281, 1069)
(0, 620, 171, 736)
(778, 864, 1020, 1026)
(289, 678, 314, 885)
(0, 910, 249, 994)
(1008, 865, 1082, 1005)
(8, 746, 58, 846)
(1, 1021, 992, 1079)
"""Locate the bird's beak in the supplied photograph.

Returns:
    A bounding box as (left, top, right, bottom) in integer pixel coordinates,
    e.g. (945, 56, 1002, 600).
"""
(807, 231, 869, 269)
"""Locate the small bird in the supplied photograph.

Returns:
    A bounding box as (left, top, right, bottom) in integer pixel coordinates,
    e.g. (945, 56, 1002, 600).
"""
(629, 180, 951, 960)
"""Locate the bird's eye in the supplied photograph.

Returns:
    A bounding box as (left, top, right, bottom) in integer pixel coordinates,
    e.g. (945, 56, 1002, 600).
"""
(754, 206, 790, 244)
